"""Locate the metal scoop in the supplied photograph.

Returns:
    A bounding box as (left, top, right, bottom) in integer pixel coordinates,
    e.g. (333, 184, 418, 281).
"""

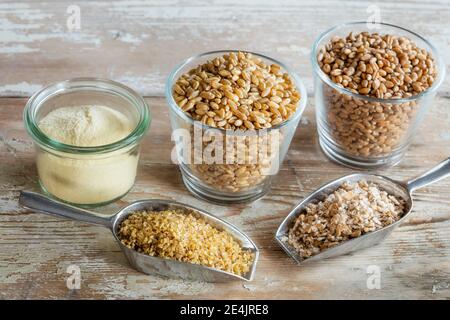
(19, 191, 259, 282)
(276, 158, 450, 265)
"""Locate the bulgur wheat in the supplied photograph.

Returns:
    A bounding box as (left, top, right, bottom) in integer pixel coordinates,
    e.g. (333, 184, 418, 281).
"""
(118, 209, 254, 276)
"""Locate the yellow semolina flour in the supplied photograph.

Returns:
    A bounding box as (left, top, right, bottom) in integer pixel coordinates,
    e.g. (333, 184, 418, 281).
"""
(37, 105, 137, 205)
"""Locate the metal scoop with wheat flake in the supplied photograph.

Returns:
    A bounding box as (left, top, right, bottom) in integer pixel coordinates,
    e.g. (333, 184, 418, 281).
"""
(19, 192, 259, 282)
(276, 158, 450, 264)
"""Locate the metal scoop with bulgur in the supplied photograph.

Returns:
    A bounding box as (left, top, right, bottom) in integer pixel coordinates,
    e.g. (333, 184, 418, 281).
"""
(118, 209, 254, 276)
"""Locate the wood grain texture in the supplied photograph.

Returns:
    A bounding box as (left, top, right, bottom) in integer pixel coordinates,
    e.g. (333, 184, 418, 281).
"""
(1, 96, 449, 299)
(0, 0, 449, 300)
(0, 0, 449, 97)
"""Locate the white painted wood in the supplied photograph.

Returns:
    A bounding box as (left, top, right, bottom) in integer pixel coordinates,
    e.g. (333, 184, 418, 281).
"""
(0, 0, 448, 96)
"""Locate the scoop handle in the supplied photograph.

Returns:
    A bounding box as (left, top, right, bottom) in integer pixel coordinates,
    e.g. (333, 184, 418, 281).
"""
(19, 191, 112, 228)
(406, 158, 450, 192)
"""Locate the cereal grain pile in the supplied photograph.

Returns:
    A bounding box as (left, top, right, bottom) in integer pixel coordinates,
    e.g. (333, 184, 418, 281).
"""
(317, 32, 438, 157)
(172, 51, 302, 193)
(173, 51, 301, 130)
(318, 32, 437, 98)
(118, 209, 254, 276)
(285, 180, 406, 259)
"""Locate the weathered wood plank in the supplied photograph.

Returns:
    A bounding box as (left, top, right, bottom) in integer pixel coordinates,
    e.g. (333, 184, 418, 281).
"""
(1, 0, 449, 300)
(0, 0, 449, 96)
(0, 96, 449, 299)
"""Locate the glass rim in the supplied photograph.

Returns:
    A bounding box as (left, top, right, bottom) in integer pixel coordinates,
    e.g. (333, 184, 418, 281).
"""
(24, 77, 151, 154)
(311, 21, 446, 104)
(165, 50, 308, 132)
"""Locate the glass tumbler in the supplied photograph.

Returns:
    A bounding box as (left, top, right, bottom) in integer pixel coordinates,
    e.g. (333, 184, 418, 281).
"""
(24, 78, 150, 206)
(166, 51, 307, 204)
(312, 22, 445, 168)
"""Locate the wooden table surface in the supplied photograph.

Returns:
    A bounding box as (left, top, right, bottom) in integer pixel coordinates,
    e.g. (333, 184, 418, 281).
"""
(0, 0, 449, 300)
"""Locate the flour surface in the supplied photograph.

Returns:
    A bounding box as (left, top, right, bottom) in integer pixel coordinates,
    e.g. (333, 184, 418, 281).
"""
(39, 105, 133, 146)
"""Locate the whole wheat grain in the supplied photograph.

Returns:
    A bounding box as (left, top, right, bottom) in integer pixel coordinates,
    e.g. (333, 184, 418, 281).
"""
(172, 52, 301, 193)
(317, 32, 437, 157)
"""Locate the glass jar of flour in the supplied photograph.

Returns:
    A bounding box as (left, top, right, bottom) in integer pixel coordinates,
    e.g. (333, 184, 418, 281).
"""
(24, 78, 150, 206)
